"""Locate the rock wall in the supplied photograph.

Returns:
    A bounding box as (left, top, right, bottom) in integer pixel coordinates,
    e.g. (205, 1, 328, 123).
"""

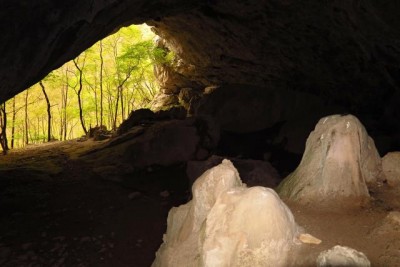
(150, 0, 400, 113)
(2, 1, 400, 108)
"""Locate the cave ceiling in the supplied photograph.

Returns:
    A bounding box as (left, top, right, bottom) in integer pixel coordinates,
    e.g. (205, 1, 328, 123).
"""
(1, 0, 400, 118)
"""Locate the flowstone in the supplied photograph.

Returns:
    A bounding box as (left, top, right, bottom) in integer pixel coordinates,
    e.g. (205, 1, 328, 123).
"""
(277, 114, 383, 206)
(152, 160, 313, 267)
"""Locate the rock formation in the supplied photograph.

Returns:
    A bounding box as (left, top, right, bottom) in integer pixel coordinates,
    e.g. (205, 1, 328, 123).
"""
(2, 1, 400, 153)
(382, 152, 400, 186)
(195, 84, 344, 153)
(277, 114, 383, 206)
(1, 2, 400, 125)
(153, 159, 313, 267)
(187, 155, 280, 188)
(316, 245, 371, 267)
(370, 211, 400, 236)
(87, 116, 220, 180)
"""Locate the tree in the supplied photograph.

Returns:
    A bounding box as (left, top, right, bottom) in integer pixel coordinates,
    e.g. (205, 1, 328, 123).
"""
(24, 89, 29, 145)
(99, 40, 104, 127)
(4, 24, 167, 148)
(72, 54, 88, 135)
(0, 103, 9, 154)
(39, 81, 52, 141)
(10, 97, 16, 148)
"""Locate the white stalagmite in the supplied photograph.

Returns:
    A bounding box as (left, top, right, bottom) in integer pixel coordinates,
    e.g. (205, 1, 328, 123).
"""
(152, 159, 307, 267)
(277, 114, 383, 206)
(382, 152, 400, 186)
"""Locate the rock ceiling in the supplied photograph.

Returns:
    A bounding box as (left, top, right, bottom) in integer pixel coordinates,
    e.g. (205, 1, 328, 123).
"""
(1, 0, 399, 121)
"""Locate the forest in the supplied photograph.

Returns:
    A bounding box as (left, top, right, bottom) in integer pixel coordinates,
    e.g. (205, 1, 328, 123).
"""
(0, 24, 172, 152)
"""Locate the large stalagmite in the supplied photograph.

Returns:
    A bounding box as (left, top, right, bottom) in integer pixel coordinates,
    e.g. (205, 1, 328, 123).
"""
(152, 160, 307, 267)
(277, 114, 383, 206)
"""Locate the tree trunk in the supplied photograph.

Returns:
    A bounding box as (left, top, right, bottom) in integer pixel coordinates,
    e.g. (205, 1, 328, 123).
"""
(11, 97, 16, 148)
(113, 86, 120, 131)
(114, 73, 131, 130)
(73, 59, 88, 135)
(99, 40, 104, 127)
(0, 103, 9, 154)
(24, 89, 29, 145)
(61, 67, 69, 141)
(39, 81, 52, 142)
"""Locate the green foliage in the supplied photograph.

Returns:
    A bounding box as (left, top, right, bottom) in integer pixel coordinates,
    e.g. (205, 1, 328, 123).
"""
(4, 24, 171, 149)
(152, 46, 175, 65)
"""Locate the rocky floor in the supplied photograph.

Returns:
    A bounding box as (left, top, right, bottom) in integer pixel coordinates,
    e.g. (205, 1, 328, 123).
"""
(0, 140, 189, 267)
(0, 140, 400, 266)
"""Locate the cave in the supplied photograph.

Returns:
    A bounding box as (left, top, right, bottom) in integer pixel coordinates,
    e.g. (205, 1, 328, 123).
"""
(1, 1, 400, 266)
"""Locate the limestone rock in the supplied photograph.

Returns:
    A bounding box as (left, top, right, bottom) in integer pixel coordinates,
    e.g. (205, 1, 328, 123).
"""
(187, 155, 280, 188)
(178, 87, 203, 114)
(298, 233, 321, 245)
(117, 107, 187, 135)
(195, 84, 284, 133)
(382, 152, 400, 186)
(153, 37, 200, 93)
(153, 160, 306, 267)
(124, 117, 219, 168)
(316, 245, 371, 267)
(195, 84, 343, 154)
(150, 93, 180, 112)
(277, 114, 383, 206)
(118, 109, 155, 135)
(370, 211, 400, 236)
(87, 125, 111, 141)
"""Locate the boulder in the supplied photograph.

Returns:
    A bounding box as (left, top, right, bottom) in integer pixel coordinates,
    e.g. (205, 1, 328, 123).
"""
(87, 125, 111, 141)
(316, 245, 370, 267)
(123, 117, 219, 168)
(153, 160, 314, 267)
(277, 114, 383, 206)
(117, 109, 155, 135)
(118, 107, 187, 135)
(382, 152, 400, 186)
(187, 155, 280, 188)
(370, 211, 400, 236)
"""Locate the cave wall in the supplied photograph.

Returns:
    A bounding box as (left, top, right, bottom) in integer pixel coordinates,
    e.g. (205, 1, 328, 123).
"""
(151, 1, 400, 111)
(1, 0, 400, 151)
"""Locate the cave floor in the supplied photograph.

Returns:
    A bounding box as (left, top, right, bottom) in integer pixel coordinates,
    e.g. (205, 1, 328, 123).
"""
(0, 139, 400, 266)
(0, 140, 189, 267)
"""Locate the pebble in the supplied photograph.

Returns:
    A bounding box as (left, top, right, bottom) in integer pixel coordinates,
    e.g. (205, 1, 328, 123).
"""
(299, 233, 322, 245)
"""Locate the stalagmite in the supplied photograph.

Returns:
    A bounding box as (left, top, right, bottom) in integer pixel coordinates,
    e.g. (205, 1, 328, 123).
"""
(277, 114, 383, 206)
(153, 160, 315, 267)
(382, 152, 400, 186)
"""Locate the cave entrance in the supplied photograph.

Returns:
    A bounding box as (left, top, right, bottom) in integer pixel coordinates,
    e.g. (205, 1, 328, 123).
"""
(1, 24, 172, 150)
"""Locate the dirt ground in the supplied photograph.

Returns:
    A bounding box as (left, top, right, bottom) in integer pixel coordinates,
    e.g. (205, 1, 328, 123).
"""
(0, 139, 400, 266)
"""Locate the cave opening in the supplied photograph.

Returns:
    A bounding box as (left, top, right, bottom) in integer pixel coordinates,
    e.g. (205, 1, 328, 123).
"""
(1, 1, 400, 266)
(0, 24, 171, 150)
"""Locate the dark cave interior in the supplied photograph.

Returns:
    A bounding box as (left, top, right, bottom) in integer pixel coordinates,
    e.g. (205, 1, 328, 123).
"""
(1, 0, 400, 266)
